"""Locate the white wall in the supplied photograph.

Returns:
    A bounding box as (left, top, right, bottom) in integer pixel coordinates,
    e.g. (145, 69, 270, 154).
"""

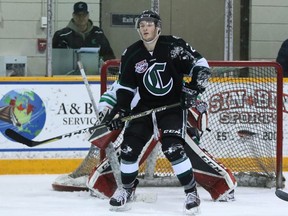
(0, 1, 288, 75)
(0, 0, 100, 76)
(250, 0, 288, 60)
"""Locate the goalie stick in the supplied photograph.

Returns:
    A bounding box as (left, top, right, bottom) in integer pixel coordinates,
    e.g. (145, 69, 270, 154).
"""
(275, 189, 288, 202)
(5, 103, 180, 147)
(77, 61, 99, 119)
(78, 60, 123, 189)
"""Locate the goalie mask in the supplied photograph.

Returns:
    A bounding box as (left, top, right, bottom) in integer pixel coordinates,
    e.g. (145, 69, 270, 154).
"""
(136, 10, 161, 44)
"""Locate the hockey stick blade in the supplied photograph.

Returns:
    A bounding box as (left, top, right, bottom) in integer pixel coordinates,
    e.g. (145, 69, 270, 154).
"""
(5, 128, 45, 147)
(5, 124, 106, 147)
(275, 189, 288, 202)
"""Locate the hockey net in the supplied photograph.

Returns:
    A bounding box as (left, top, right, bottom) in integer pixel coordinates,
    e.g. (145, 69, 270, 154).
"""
(52, 60, 284, 191)
(99, 60, 284, 188)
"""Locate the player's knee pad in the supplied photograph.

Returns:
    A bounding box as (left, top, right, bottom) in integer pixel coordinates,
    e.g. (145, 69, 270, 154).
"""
(121, 135, 148, 162)
(161, 136, 186, 162)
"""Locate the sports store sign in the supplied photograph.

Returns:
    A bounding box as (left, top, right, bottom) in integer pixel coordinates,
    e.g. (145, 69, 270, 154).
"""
(200, 80, 287, 159)
(210, 88, 276, 124)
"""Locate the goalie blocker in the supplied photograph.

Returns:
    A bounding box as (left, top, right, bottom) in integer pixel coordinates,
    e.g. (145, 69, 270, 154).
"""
(87, 106, 237, 201)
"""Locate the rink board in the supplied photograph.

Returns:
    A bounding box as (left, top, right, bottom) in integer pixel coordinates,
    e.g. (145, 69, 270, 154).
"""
(0, 76, 287, 174)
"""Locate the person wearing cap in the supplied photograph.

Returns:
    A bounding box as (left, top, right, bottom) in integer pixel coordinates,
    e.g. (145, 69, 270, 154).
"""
(105, 10, 210, 214)
(52, 1, 115, 61)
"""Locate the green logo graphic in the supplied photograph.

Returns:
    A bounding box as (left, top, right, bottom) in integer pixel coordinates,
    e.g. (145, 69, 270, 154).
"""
(0, 89, 46, 141)
(143, 63, 173, 96)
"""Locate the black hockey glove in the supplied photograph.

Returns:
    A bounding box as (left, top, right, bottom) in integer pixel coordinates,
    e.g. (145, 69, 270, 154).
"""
(105, 106, 130, 131)
(190, 66, 211, 93)
(180, 82, 198, 109)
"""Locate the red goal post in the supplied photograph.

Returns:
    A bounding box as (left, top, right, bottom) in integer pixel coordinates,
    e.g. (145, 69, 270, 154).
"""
(100, 60, 284, 189)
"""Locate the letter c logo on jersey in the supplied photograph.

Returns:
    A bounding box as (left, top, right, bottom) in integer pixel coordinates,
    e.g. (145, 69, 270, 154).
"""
(143, 63, 173, 96)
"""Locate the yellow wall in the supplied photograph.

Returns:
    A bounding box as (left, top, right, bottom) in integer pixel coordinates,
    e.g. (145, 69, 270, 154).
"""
(0, 159, 83, 175)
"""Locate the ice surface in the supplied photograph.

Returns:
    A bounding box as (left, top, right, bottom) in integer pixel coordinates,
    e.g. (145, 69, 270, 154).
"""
(0, 173, 288, 216)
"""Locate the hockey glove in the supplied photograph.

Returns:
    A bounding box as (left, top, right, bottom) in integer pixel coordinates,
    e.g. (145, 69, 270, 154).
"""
(180, 82, 198, 109)
(190, 66, 211, 93)
(105, 106, 130, 131)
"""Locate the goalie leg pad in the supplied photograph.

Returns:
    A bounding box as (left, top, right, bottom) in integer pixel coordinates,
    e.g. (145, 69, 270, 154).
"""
(90, 172, 117, 199)
(87, 136, 159, 198)
(52, 174, 89, 192)
(194, 170, 236, 201)
(185, 134, 237, 201)
(90, 129, 121, 149)
(87, 146, 121, 199)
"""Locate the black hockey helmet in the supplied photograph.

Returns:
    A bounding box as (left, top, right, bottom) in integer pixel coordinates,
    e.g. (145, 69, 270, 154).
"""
(136, 10, 161, 29)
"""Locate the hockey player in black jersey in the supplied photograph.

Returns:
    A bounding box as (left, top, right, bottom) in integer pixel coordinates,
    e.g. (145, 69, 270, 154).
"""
(105, 10, 211, 214)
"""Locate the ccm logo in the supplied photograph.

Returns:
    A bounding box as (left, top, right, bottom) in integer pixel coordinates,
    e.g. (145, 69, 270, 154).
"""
(201, 155, 224, 174)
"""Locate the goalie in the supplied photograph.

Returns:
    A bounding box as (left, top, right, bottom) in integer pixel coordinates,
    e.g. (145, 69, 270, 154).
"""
(52, 80, 236, 203)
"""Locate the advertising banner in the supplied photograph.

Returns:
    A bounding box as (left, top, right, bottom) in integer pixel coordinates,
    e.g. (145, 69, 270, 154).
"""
(0, 78, 101, 164)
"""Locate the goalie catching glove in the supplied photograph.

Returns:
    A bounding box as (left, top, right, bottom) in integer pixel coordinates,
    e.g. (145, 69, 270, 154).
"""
(188, 100, 209, 133)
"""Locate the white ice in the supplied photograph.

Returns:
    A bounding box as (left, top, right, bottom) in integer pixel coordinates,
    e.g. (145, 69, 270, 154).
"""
(0, 173, 288, 216)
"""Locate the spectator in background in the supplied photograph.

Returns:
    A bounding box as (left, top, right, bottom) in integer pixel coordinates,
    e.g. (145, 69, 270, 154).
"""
(276, 38, 288, 77)
(52, 1, 115, 61)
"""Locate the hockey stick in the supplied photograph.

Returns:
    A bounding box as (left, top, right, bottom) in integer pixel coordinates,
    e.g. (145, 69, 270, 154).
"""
(88, 102, 180, 142)
(77, 61, 99, 119)
(78, 60, 123, 188)
(5, 103, 180, 147)
(275, 189, 288, 202)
